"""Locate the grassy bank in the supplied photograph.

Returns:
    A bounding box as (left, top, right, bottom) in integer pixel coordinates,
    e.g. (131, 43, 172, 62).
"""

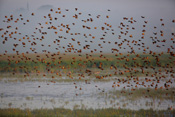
(0, 53, 174, 73)
(0, 108, 174, 116)
(0, 53, 174, 80)
(106, 88, 175, 101)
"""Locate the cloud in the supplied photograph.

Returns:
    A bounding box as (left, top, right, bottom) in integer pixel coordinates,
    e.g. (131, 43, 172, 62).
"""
(37, 5, 54, 11)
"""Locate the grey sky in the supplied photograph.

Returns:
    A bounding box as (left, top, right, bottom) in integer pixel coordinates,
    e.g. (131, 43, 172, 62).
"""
(0, 0, 175, 54)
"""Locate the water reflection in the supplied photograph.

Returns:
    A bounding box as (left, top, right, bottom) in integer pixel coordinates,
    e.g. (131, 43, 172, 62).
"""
(0, 78, 174, 110)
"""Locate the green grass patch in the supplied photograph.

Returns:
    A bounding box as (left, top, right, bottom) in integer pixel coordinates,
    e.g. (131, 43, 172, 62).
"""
(0, 108, 174, 116)
(107, 88, 175, 101)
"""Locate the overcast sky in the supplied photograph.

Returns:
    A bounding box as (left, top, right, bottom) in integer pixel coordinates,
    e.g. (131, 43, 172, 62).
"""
(0, 0, 174, 15)
(0, 0, 175, 53)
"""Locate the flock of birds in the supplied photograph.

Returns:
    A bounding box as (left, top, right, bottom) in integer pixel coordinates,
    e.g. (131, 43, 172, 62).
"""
(0, 8, 175, 97)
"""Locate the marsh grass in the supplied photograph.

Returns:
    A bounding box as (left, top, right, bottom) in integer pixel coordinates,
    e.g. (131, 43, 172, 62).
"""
(0, 53, 174, 73)
(107, 88, 175, 101)
(0, 52, 174, 84)
(25, 97, 34, 101)
(0, 108, 174, 116)
(0, 66, 173, 83)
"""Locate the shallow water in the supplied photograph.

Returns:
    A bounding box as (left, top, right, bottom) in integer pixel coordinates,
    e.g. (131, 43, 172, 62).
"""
(0, 78, 174, 110)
